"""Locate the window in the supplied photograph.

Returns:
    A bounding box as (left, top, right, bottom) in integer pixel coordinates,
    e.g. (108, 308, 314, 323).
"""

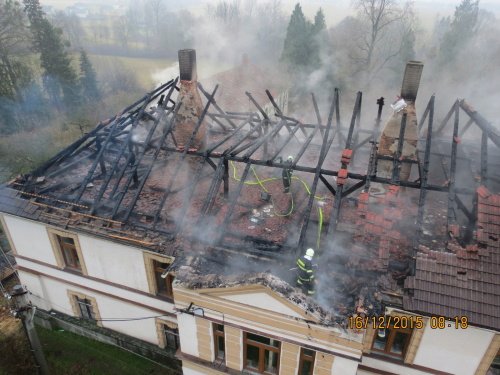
(58, 236, 81, 270)
(371, 325, 412, 358)
(163, 325, 180, 350)
(48, 229, 86, 274)
(213, 324, 225, 360)
(75, 296, 95, 321)
(156, 319, 180, 351)
(144, 253, 175, 299)
(298, 348, 315, 375)
(488, 348, 500, 375)
(243, 332, 280, 374)
(67, 291, 101, 326)
(153, 260, 174, 298)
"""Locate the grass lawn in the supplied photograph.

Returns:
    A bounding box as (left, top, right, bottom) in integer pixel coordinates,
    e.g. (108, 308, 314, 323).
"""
(37, 326, 178, 375)
(88, 54, 174, 88)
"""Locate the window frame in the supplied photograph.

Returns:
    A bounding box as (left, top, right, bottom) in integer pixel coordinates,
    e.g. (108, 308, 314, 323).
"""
(243, 332, 280, 374)
(144, 252, 175, 300)
(48, 228, 87, 274)
(298, 347, 315, 375)
(67, 290, 101, 326)
(488, 348, 500, 373)
(155, 318, 180, 351)
(371, 325, 413, 359)
(75, 296, 95, 320)
(213, 323, 226, 361)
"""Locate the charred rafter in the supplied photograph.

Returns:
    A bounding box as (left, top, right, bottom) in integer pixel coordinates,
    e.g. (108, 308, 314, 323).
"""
(12, 78, 499, 260)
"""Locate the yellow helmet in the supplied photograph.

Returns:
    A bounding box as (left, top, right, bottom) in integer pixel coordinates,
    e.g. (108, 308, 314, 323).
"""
(306, 248, 315, 257)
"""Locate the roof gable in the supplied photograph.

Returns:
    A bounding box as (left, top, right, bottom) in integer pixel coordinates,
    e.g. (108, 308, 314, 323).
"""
(199, 284, 319, 322)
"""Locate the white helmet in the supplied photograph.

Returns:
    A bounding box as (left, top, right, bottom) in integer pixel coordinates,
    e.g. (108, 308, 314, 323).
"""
(305, 248, 315, 257)
(287, 155, 294, 161)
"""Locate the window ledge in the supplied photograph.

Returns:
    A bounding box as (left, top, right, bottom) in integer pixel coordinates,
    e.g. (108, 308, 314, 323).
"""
(63, 267, 84, 275)
(154, 294, 174, 303)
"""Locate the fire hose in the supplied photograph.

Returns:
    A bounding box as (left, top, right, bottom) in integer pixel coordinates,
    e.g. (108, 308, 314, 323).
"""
(229, 161, 324, 248)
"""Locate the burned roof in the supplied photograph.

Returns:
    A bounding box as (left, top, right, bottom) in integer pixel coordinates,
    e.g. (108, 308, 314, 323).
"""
(1, 55, 499, 330)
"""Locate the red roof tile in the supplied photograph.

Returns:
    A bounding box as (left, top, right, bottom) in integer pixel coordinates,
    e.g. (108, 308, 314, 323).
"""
(405, 189, 500, 330)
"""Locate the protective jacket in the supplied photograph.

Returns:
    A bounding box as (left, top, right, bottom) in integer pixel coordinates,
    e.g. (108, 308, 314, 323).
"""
(282, 160, 293, 193)
(296, 255, 315, 295)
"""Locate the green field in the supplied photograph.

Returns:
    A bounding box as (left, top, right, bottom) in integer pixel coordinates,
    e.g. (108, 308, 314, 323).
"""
(37, 327, 178, 375)
(87, 54, 175, 89)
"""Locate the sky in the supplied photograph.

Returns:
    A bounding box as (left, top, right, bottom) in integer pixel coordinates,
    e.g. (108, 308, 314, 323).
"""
(39, 0, 500, 29)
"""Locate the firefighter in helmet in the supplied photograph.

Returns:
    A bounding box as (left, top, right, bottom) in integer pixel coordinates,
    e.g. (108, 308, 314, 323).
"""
(282, 155, 294, 193)
(296, 248, 315, 296)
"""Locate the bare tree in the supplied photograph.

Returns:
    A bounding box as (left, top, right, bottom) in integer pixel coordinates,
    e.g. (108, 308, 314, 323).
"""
(352, 0, 414, 84)
(113, 16, 130, 48)
(207, 0, 242, 25)
(50, 11, 85, 49)
(145, 0, 164, 36)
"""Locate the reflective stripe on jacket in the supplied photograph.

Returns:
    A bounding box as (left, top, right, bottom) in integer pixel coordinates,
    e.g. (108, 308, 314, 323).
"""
(296, 256, 314, 282)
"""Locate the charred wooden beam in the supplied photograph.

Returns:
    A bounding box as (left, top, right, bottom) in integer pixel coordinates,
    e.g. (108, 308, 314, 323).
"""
(328, 91, 362, 235)
(434, 102, 455, 135)
(207, 118, 251, 153)
(417, 96, 432, 133)
(459, 100, 500, 148)
(268, 119, 302, 162)
(415, 95, 435, 256)
(391, 113, 408, 184)
(312, 93, 324, 137)
(459, 118, 474, 137)
(198, 158, 226, 219)
(208, 115, 230, 132)
(342, 180, 366, 198)
(246, 91, 269, 120)
(198, 83, 241, 131)
(364, 141, 378, 191)
(481, 131, 488, 184)
(216, 163, 252, 244)
(447, 101, 460, 232)
(91, 81, 178, 215)
(111, 98, 174, 218)
(297, 89, 337, 252)
(456, 194, 474, 223)
(156, 144, 466, 193)
(121, 103, 182, 221)
(226, 122, 265, 156)
(319, 174, 336, 196)
(223, 158, 229, 198)
(265, 89, 282, 116)
(365, 98, 384, 190)
(152, 85, 219, 227)
(291, 121, 320, 167)
(242, 120, 287, 159)
(74, 97, 149, 204)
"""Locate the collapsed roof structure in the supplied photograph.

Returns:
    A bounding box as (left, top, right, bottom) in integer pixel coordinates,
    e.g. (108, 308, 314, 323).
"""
(0, 49, 499, 331)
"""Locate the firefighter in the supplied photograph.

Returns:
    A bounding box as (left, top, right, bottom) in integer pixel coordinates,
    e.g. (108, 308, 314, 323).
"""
(296, 248, 315, 296)
(282, 155, 294, 193)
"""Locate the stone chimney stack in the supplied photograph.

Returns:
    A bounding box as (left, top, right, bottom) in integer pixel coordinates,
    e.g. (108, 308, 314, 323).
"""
(377, 61, 424, 182)
(174, 49, 205, 150)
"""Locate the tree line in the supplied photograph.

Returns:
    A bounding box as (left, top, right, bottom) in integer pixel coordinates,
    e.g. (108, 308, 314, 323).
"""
(0, 0, 496, 179)
(0, 0, 100, 134)
(279, 0, 487, 98)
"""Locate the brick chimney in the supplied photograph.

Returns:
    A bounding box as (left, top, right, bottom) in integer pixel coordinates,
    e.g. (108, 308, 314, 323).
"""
(377, 61, 424, 182)
(174, 49, 205, 150)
